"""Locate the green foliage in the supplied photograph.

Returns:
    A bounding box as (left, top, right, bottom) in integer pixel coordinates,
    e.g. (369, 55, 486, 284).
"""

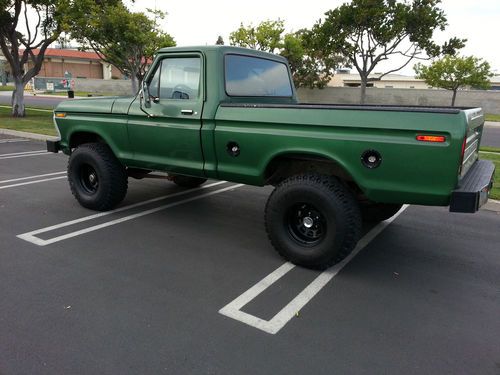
(230, 20, 285, 53)
(313, 0, 465, 103)
(415, 55, 492, 105)
(230, 20, 343, 88)
(282, 30, 345, 88)
(67, 1, 175, 93)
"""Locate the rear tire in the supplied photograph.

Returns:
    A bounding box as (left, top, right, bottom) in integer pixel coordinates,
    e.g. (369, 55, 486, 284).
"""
(68, 143, 128, 211)
(171, 175, 207, 188)
(265, 174, 362, 269)
(360, 203, 402, 222)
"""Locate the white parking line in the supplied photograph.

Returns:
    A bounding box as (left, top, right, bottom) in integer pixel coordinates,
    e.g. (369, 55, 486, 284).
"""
(0, 138, 30, 144)
(0, 151, 49, 160)
(0, 171, 66, 184)
(17, 182, 242, 246)
(0, 150, 46, 157)
(0, 176, 67, 190)
(219, 204, 410, 335)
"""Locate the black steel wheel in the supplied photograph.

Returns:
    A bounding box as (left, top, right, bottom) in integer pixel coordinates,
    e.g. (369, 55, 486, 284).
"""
(286, 203, 327, 246)
(68, 143, 128, 211)
(79, 164, 99, 194)
(265, 174, 362, 269)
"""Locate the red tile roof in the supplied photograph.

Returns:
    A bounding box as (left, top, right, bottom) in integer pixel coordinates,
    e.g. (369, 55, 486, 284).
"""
(27, 48, 101, 61)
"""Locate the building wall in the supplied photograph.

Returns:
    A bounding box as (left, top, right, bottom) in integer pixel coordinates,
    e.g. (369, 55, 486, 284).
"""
(330, 73, 500, 90)
(297, 87, 500, 115)
(30, 59, 104, 79)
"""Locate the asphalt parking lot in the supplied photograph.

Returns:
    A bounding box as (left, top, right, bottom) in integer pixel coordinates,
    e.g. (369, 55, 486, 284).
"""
(1, 135, 499, 375)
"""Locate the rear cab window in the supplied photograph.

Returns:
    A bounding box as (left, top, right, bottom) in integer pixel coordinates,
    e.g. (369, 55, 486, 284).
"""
(224, 54, 293, 97)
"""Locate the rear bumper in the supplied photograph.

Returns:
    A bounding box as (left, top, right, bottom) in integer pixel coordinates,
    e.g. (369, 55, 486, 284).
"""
(46, 140, 61, 153)
(449, 160, 495, 213)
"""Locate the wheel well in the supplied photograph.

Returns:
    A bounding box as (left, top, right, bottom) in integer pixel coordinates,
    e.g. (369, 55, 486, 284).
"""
(264, 153, 361, 192)
(69, 132, 105, 149)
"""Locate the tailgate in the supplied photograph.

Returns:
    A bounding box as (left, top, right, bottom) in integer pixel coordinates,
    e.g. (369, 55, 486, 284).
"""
(460, 108, 484, 178)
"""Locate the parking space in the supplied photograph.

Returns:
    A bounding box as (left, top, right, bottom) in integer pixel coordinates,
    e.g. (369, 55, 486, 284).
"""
(1, 137, 499, 374)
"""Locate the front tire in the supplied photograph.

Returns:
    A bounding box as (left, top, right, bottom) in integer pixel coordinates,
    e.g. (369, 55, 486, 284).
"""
(68, 143, 128, 211)
(265, 174, 362, 269)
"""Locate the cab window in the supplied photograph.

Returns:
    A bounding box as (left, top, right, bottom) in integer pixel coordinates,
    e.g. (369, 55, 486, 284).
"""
(148, 57, 201, 100)
(225, 54, 292, 97)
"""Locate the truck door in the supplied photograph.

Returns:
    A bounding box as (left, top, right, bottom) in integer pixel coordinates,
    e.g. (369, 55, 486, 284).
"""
(127, 54, 204, 175)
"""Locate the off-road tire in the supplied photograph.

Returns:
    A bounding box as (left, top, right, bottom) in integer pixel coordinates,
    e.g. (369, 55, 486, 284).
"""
(68, 143, 128, 211)
(360, 203, 402, 222)
(265, 174, 362, 269)
(171, 175, 207, 188)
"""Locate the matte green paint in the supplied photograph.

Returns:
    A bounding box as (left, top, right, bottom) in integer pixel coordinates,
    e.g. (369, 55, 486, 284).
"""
(54, 45, 485, 206)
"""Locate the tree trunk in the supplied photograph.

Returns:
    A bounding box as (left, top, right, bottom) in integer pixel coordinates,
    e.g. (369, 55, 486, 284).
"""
(360, 79, 367, 105)
(451, 89, 457, 107)
(130, 75, 139, 95)
(11, 80, 26, 117)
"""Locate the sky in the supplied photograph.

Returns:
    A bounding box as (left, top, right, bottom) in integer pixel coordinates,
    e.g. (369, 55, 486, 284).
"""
(127, 0, 500, 76)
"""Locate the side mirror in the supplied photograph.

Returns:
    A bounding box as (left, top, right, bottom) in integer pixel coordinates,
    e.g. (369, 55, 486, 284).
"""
(141, 81, 151, 108)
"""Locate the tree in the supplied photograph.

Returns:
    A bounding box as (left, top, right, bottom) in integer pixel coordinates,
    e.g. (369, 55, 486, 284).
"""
(230, 21, 344, 88)
(0, 0, 70, 116)
(313, 0, 465, 104)
(215, 35, 224, 45)
(0, 59, 6, 85)
(68, 2, 175, 94)
(415, 55, 493, 106)
(281, 30, 345, 88)
(230, 19, 285, 53)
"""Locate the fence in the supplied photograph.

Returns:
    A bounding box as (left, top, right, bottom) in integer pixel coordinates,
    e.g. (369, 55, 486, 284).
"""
(32, 77, 133, 96)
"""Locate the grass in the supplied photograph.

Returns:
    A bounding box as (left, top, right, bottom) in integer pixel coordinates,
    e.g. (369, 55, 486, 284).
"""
(0, 85, 14, 91)
(479, 151, 500, 200)
(480, 146, 500, 153)
(0, 106, 56, 136)
(485, 114, 500, 122)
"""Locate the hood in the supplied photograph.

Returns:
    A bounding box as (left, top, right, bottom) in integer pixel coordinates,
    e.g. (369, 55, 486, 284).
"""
(54, 96, 125, 114)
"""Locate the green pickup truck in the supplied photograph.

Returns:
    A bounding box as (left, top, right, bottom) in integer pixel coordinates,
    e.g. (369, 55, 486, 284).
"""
(48, 45, 495, 269)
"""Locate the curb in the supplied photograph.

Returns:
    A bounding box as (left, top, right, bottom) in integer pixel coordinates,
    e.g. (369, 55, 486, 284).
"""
(0, 128, 58, 142)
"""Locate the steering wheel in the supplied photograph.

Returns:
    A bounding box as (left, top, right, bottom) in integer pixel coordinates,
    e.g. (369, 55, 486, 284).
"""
(171, 84, 192, 99)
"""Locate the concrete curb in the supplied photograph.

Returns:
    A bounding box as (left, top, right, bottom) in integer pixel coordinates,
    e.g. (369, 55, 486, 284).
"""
(0, 128, 58, 142)
(482, 199, 500, 213)
(485, 121, 500, 128)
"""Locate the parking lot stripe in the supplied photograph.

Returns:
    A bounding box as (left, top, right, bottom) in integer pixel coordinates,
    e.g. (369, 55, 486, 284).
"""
(0, 152, 49, 160)
(17, 181, 236, 246)
(0, 176, 67, 190)
(0, 150, 46, 157)
(219, 204, 410, 335)
(0, 171, 66, 184)
(0, 139, 30, 144)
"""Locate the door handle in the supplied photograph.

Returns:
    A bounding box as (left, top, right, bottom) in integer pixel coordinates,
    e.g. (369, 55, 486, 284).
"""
(181, 109, 194, 115)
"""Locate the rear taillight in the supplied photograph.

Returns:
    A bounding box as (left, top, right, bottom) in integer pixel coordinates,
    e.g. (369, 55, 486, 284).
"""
(416, 135, 446, 143)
